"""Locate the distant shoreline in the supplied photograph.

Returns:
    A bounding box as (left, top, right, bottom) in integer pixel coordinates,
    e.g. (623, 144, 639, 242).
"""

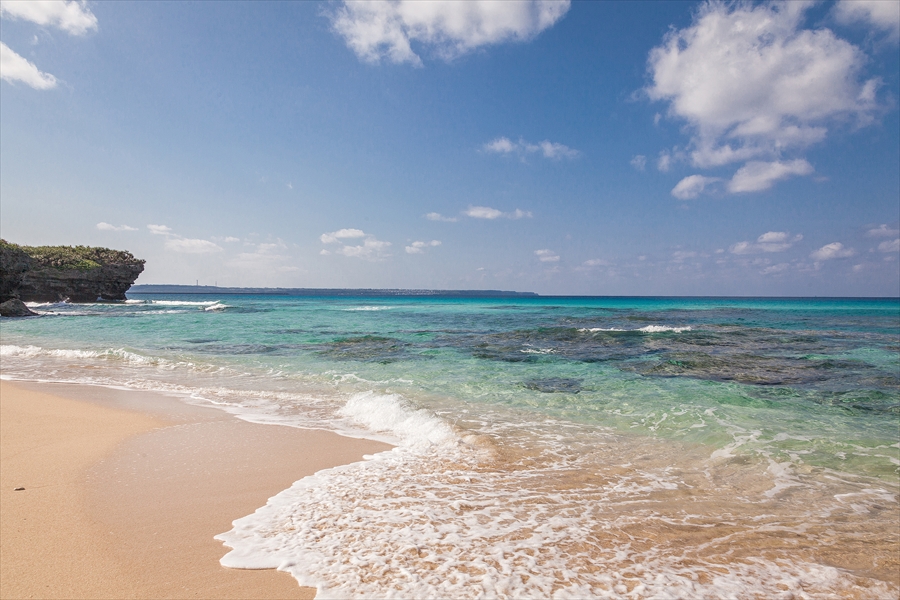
(128, 285, 899, 300)
(129, 284, 539, 297)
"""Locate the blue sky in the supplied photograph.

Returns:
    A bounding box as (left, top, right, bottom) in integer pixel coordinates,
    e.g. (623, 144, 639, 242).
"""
(1, 0, 898, 296)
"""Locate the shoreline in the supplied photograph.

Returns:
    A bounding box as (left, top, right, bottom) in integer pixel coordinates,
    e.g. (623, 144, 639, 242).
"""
(0, 379, 392, 599)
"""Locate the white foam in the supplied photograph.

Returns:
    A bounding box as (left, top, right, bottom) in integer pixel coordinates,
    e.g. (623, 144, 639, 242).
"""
(342, 306, 393, 311)
(204, 302, 229, 311)
(338, 391, 456, 449)
(578, 325, 692, 333)
(149, 300, 220, 306)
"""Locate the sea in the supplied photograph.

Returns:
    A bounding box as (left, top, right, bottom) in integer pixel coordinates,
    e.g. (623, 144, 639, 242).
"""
(1, 294, 898, 599)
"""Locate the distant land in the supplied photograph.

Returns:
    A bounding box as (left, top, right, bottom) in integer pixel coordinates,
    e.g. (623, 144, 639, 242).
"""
(129, 285, 539, 297)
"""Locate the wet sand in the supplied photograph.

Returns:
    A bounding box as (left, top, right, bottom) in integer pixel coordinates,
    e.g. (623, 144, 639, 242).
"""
(0, 380, 391, 599)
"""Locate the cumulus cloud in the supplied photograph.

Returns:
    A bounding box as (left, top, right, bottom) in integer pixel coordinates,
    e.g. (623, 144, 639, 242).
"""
(834, 0, 900, 41)
(656, 150, 672, 172)
(810, 242, 855, 261)
(647, 1, 879, 193)
(582, 258, 611, 267)
(730, 231, 803, 254)
(0, 42, 57, 89)
(761, 262, 791, 275)
(534, 249, 559, 262)
(146, 224, 222, 253)
(866, 224, 900, 238)
(878, 239, 900, 253)
(330, 0, 570, 66)
(728, 159, 814, 193)
(630, 155, 647, 171)
(96, 222, 137, 232)
(223, 236, 241, 243)
(147, 224, 174, 235)
(320, 228, 366, 244)
(425, 212, 458, 222)
(164, 238, 223, 254)
(483, 136, 579, 160)
(336, 237, 392, 259)
(228, 240, 296, 270)
(671, 250, 698, 262)
(0, 0, 98, 35)
(464, 205, 532, 219)
(405, 240, 441, 254)
(671, 174, 718, 199)
(320, 228, 391, 260)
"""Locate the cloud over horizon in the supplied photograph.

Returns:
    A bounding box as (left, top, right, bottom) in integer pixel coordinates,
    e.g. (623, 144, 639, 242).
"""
(96, 222, 137, 232)
(321, 228, 392, 260)
(730, 231, 803, 254)
(331, 0, 570, 66)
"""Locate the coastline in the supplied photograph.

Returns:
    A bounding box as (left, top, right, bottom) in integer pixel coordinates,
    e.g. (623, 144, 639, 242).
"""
(0, 380, 391, 599)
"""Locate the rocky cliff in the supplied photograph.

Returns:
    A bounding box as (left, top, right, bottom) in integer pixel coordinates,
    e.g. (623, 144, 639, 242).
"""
(0, 240, 145, 304)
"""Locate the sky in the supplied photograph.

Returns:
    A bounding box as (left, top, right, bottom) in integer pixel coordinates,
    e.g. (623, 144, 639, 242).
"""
(1, 0, 898, 296)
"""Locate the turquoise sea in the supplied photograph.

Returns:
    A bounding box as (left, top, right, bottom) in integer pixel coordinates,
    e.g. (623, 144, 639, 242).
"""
(2, 295, 898, 598)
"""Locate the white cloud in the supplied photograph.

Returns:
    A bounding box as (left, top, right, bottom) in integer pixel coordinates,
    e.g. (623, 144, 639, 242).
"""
(405, 240, 441, 254)
(671, 174, 718, 199)
(866, 224, 900, 238)
(320, 229, 391, 260)
(466, 205, 503, 219)
(878, 239, 900, 253)
(834, 0, 900, 41)
(728, 159, 814, 193)
(224, 236, 241, 243)
(425, 212, 458, 222)
(164, 238, 223, 254)
(483, 136, 579, 160)
(147, 224, 174, 236)
(761, 263, 791, 275)
(810, 242, 856, 261)
(0, 0, 98, 35)
(147, 224, 222, 254)
(582, 258, 611, 267)
(484, 137, 516, 153)
(0, 41, 57, 89)
(657, 150, 672, 172)
(228, 241, 294, 270)
(336, 237, 392, 259)
(331, 0, 570, 66)
(464, 205, 532, 219)
(730, 231, 802, 254)
(534, 249, 559, 262)
(320, 228, 367, 243)
(671, 250, 697, 262)
(646, 1, 878, 192)
(630, 155, 647, 171)
(96, 222, 137, 232)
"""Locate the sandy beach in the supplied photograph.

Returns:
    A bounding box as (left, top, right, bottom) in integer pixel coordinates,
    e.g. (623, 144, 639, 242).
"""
(0, 380, 391, 599)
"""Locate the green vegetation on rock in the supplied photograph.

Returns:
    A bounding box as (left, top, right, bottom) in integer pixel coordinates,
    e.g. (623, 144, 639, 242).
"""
(0, 239, 141, 271)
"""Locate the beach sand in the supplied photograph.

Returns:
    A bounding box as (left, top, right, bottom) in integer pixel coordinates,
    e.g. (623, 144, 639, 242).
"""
(0, 380, 391, 599)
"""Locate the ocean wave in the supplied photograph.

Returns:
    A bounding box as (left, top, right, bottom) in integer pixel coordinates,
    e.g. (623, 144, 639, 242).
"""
(342, 306, 393, 311)
(0, 344, 169, 367)
(150, 300, 220, 307)
(578, 325, 692, 333)
(338, 391, 456, 449)
(204, 302, 229, 311)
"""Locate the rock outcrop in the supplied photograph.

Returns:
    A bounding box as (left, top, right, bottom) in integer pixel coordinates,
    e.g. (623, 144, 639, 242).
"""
(0, 299, 37, 317)
(0, 240, 145, 305)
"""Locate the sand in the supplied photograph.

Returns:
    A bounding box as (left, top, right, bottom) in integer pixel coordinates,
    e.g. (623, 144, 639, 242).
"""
(0, 380, 392, 599)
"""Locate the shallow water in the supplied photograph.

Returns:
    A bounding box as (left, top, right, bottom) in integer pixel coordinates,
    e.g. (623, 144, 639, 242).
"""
(2, 295, 898, 598)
